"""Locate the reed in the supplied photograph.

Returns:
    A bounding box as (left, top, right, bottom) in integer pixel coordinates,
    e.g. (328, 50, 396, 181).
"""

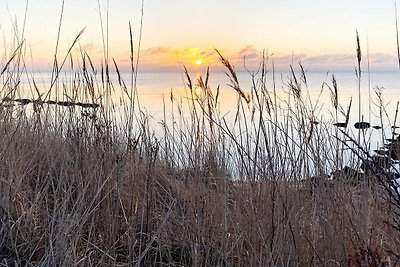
(0, 5, 400, 267)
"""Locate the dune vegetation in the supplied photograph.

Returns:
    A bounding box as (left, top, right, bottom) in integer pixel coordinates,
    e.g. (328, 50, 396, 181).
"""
(1, 5, 400, 267)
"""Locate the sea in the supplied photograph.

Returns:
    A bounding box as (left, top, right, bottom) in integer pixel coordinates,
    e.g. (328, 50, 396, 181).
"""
(3, 68, 400, 177)
(134, 70, 400, 126)
(7, 68, 400, 148)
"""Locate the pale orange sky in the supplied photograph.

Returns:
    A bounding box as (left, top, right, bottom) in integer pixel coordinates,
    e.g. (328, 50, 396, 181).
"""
(1, 0, 399, 71)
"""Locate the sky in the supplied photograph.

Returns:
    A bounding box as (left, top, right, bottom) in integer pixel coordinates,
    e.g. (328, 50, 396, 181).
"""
(1, 0, 399, 72)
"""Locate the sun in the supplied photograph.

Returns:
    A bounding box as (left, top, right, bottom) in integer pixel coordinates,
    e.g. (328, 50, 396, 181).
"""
(195, 59, 202, 65)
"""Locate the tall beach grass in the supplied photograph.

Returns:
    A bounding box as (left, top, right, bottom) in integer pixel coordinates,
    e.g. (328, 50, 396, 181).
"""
(0, 4, 400, 267)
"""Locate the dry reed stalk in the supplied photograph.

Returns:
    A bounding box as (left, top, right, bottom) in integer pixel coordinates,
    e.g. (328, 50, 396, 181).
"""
(331, 74, 338, 111)
(1, 4, 400, 266)
(215, 49, 250, 103)
(289, 65, 301, 99)
(356, 31, 362, 78)
(0, 41, 25, 76)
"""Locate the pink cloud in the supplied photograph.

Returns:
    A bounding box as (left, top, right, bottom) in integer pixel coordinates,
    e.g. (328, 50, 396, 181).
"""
(142, 46, 172, 55)
(109, 45, 399, 72)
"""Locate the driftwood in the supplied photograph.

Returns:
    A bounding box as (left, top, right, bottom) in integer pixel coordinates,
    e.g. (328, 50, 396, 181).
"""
(1, 97, 99, 108)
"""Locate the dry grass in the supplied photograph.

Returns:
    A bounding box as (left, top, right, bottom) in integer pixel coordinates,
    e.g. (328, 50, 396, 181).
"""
(1, 7, 400, 267)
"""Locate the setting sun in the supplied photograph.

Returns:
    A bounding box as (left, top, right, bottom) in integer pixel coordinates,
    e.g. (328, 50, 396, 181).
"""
(195, 59, 203, 65)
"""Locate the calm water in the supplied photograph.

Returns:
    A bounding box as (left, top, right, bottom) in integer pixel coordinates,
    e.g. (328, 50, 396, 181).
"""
(9, 69, 400, 134)
(134, 70, 400, 151)
(134, 70, 400, 122)
(3, 68, 400, 160)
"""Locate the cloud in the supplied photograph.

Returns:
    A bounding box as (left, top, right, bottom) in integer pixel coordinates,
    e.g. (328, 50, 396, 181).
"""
(199, 50, 214, 57)
(110, 45, 399, 72)
(73, 42, 104, 58)
(369, 52, 397, 67)
(81, 43, 95, 51)
(298, 53, 355, 69)
(132, 46, 222, 70)
(298, 53, 398, 71)
(142, 46, 172, 55)
(231, 45, 259, 61)
(254, 52, 397, 71)
(237, 45, 257, 55)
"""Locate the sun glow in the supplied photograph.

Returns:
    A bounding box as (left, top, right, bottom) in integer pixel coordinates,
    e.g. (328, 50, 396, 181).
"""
(140, 47, 224, 69)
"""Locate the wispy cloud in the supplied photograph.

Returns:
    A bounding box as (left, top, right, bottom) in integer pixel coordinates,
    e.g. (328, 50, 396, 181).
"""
(142, 46, 172, 55)
(298, 52, 398, 71)
(134, 46, 222, 70)
(106, 45, 399, 72)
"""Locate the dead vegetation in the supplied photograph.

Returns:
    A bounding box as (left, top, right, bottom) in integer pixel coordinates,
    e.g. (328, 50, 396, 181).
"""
(1, 4, 400, 267)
